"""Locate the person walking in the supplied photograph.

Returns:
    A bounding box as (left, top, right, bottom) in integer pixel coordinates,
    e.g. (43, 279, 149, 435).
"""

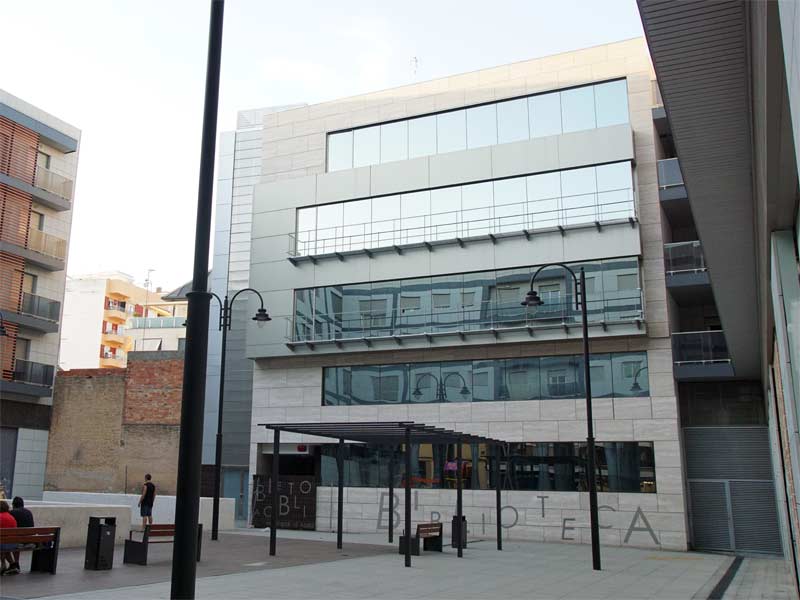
(8, 497, 33, 575)
(0, 500, 17, 575)
(138, 474, 156, 527)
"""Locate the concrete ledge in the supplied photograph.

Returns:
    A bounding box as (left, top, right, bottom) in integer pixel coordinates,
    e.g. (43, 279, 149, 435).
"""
(43, 491, 236, 532)
(25, 502, 132, 548)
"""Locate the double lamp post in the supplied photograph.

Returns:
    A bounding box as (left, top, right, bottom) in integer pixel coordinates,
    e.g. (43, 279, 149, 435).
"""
(209, 289, 270, 541)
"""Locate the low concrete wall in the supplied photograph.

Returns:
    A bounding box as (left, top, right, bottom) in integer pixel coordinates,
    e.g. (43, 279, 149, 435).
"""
(42, 492, 236, 531)
(25, 502, 132, 548)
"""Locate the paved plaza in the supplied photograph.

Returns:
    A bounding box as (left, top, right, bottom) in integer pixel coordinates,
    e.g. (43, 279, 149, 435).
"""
(0, 529, 794, 600)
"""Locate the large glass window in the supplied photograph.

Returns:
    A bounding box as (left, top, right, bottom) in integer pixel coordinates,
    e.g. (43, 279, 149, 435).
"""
(380, 121, 408, 164)
(319, 440, 656, 493)
(294, 160, 634, 257)
(295, 257, 643, 341)
(436, 111, 467, 153)
(326, 80, 629, 172)
(322, 351, 649, 407)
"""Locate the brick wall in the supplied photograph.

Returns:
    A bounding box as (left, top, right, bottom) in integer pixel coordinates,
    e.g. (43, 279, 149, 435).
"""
(123, 352, 184, 425)
(46, 352, 184, 494)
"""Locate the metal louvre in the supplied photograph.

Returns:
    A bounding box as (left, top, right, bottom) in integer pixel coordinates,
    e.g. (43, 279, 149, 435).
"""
(685, 427, 773, 480)
(689, 480, 732, 551)
(730, 481, 783, 554)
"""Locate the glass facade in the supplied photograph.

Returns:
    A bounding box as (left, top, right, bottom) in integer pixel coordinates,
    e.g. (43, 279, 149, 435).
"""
(320, 440, 656, 493)
(294, 161, 635, 256)
(322, 351, 649, 406)
(327, 79, 629, 171)
(293, 257, 642, 342)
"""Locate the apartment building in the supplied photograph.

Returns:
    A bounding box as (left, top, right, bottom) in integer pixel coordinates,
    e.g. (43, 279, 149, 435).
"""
(59, 272, 177, 370)
(240, 37, 739, 552)
(0, 89, 80, 499)
(639, 0, 800, 588)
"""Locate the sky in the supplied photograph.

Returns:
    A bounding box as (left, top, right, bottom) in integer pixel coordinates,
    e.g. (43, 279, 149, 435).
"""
(0, 0, 644, 291)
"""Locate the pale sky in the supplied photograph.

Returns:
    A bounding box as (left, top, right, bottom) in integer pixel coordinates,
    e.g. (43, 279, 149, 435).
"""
(0, 0, 644, 291)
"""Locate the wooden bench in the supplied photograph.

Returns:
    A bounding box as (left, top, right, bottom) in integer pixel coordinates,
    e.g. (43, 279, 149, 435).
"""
(123, 524, 202, 566)
(398, 522, 443, 556)
(0, 527, 61, 574)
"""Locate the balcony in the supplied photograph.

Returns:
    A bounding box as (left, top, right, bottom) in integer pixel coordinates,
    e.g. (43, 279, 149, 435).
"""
(1, 293, 61, 333)
(102, 330, 130, 348)
(285, 292, 645, 351)
(2, 359, 55, 397)
(672, 330, 735, 380)
(0, 228, 67, 271)
(99, 353, 125, 368)
(104, 306, 128, 323)
(34, 166, 74, 203)
(664, 241, 712, 302)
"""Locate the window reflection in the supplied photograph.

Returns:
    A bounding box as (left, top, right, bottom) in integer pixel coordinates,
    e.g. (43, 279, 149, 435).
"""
(321, 350, 649, 406)
(319, 441, 656, 493)
(326, 80, 629, 172)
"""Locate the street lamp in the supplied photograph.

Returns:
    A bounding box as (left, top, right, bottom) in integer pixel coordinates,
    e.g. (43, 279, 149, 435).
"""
(521, 263, 601, 571)
(412, 372, 470, 401)
(209, 288, 270, 541)
(630, 366, 648, 393)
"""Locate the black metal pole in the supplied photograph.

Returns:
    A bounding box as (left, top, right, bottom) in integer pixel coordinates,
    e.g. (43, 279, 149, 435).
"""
(495, 444, 502, 551)
(211, 296, 228, 541)
(388, 448, 394, 543)
(581, 267, 601, 571)
(456, 438, 463, 557)
(337, 438, 344, 549)
(404, 427, 411, 568)
(269, 428, 280, 556)
(170, 2, 223, 597)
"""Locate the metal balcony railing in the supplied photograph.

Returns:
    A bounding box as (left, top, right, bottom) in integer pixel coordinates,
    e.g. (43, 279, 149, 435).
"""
(672, 331, 730, 364)
(289, 190, 636, 257)
(664, 241, 706, 274)
(657, 158, 683, 189)
(34, 166, 74, 201)
(27, 229, 67, 260)
(20, 292, 60, 321)
(12, 359, 55, 387)
(286, 291, 645, 343)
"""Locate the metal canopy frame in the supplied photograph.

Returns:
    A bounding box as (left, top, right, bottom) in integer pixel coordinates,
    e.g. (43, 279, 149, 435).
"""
(258, 421, 507, 567)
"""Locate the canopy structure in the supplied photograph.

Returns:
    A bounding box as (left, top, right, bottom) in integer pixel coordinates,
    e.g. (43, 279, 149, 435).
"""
(258, 421, 508, 567)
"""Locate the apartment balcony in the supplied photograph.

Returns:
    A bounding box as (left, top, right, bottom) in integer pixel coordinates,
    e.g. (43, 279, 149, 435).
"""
(2, 359, 55, 397)
(99, 353, 125, 368)
(0, 228, 67, 271)
(664, 241, 712, 303)
(1, 292, 61, 333)
(0, 155, 73, 211)
(672, 330, 735, 380)
(102, 330, 130, 349)
(104, 308, 128, 323)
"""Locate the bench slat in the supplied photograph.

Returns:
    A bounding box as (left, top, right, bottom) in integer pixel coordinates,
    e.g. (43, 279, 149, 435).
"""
(0, 527, 59, 544)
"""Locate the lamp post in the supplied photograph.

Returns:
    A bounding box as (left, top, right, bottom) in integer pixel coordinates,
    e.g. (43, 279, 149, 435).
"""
(412, 372, 470, 401)
(521, 263, 601, 571)
(209, 288, 270, 541)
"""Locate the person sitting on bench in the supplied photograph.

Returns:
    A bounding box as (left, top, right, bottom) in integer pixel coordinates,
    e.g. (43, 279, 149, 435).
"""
(9, 497, 34, 575)
(0, 501, 18, 575)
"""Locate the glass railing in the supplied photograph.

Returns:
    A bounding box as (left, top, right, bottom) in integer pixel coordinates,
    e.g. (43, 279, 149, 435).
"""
(288, 292, 644, 342)
(290, 190, 636, 257)
(13, 359, 55, 387)
(664, 241, 706, 274)
(672, 331, 730, 364)
(657, 158, 683, 189)
(20, 292, 60, 321)
(27, 229, 67, 260)
(102, 327, 125, 336)
(34, 166, 74, 201)
(127, 316, 185, 329)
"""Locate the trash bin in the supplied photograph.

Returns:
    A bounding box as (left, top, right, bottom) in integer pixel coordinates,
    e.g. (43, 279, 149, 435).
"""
(85, 516, 116, 570)
(451, 515, 467, 549)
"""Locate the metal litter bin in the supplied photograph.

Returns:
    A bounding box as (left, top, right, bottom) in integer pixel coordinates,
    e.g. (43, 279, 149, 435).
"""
(451, 515, 467, 549)
(85, 516, 116, 570)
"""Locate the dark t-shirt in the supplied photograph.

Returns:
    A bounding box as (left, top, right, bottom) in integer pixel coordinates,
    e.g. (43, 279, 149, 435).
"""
(142, 482, 156, 506)
(10, 507, 33, 528)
